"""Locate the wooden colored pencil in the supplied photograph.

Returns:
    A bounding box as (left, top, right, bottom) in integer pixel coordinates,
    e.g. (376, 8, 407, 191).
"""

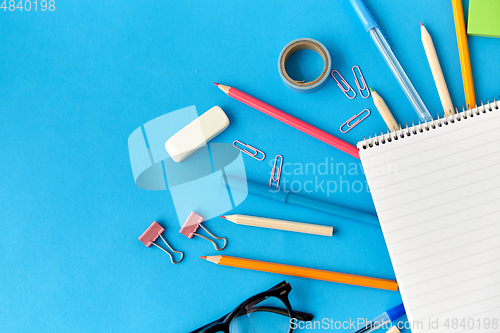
(221, 214, 333, 237)
(421, 22, 455, 117)
(369, 87, 400, 132)
(451, 0, 475, 108)
(214, 83, 360, 159)
(200, 255, 399, 291)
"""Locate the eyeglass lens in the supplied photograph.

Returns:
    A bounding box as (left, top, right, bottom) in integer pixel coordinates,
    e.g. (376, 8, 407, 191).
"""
(228, 296, 291, 333)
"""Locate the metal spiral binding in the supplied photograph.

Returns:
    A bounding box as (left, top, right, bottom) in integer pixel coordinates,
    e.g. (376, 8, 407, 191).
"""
(361, 98, 500, 150)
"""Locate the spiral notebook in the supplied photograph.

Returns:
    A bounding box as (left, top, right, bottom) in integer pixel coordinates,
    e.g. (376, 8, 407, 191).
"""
(357, 100, 500, 333)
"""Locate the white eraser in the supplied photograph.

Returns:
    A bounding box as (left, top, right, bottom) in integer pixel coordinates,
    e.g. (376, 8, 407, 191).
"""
(165, 106, 230, 162)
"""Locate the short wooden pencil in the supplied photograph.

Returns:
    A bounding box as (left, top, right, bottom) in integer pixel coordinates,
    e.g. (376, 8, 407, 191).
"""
(421, 22, 454, 116)
(369, 87, 400, 132)
(200, 255, 399, 291)
(221, 214, 333, 237)
(385, 327, 401, 333)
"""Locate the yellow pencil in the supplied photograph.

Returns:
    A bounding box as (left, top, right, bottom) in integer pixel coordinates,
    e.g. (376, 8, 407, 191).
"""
(200, 255, 399, 291)
(421, 22, 455, 116)
(452, 0, 475, 108)
(369, 87, 400, 132)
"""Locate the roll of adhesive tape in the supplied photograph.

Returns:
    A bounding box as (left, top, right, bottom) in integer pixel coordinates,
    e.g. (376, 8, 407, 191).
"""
(278, 38, 332, 93)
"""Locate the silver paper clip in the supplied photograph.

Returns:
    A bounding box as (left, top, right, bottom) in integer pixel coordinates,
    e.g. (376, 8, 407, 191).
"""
(233, 140, 266, 161)
(340, 109, 371, 133)
(352, 66, 370, 99)
(269, 155, 283, 189)
(331, 70, 356, 99)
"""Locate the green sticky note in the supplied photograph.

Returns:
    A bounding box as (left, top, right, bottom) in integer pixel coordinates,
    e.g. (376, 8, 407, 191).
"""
(468, 0, 500, 38)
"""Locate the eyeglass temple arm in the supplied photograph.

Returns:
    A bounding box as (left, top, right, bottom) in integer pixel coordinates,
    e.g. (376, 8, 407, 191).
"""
(189, 310, 233, 333)
(292, 310, 314, 321)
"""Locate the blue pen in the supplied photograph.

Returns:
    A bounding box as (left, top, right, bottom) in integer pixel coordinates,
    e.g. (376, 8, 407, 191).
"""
(349, 0, 433, 122)
(351, 303, 406, 333)
(222, 176, 379, 226)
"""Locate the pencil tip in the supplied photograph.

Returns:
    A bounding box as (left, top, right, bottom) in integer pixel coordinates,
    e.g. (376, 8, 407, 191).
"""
(220, 216, 226, 219)
(213, 82, 220, 87)
(200, 256, 207, 260)
(420, 21, 424, 27)
(369, 86, 374, 92)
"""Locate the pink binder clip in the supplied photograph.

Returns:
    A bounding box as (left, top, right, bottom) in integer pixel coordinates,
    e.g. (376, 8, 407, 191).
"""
(139, 221, 184, 264)
(179, 212, 227, 251)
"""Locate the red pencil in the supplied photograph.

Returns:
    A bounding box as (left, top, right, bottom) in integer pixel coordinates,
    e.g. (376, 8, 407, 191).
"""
(214, 83, 360, 159)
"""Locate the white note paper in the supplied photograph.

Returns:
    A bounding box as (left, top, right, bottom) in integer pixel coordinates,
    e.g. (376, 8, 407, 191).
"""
(358, 101, 500, 333)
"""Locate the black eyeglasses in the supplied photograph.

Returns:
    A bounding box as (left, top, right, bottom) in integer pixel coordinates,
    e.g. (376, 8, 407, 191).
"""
(190, 281, 313, 333)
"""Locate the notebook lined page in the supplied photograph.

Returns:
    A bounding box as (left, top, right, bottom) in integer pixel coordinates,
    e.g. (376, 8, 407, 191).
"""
(358, 101, 500, 333)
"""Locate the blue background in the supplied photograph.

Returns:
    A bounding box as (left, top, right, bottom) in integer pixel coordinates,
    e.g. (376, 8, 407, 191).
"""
(1, 0, 499, 332)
